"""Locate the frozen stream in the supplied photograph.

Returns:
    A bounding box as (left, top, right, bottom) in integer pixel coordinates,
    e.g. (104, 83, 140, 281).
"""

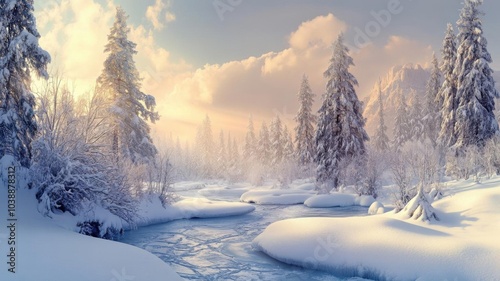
(120, 187, 371, 280)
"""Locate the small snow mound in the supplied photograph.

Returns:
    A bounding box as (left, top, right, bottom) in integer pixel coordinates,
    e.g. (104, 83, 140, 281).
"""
(305, 193, 375, 208)
(240, 189, 314, 205)
(401, 190, 438, 222)
(355, 195, 376, 207)
(368, 201, 385, 215)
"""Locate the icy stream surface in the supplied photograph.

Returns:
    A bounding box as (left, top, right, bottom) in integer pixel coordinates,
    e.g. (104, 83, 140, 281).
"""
(120, 185, 371, 280)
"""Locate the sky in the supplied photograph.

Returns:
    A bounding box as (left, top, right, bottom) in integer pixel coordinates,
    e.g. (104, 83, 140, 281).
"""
(33, 0, 500, 144)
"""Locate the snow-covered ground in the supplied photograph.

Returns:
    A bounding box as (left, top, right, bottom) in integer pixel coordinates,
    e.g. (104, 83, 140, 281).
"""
(304, 193, 376, 208)
(253, 178, 500, 280)
(135, 196, 255, 226)
(239, 182, 317, 205)
(0, 188, 183, 281)
(0, 156, 254, 281)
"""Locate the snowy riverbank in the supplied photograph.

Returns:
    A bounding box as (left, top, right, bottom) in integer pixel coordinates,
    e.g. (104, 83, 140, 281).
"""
(0, 181, 254, 281)
(253, 178, 500, 280)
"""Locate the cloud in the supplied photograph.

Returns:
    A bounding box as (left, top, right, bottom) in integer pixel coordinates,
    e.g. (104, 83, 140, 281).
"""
(35, 4, 434, 142)
(289, 13, 347, 50)
(146, 0, 175, 31)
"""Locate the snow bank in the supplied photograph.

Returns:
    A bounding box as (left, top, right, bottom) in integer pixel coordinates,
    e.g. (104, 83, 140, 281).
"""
(0, 188, 183, 281)
(240, 188, 315, 205)
(253, 179, 500, 280)
(172, 181, 206, 191)
(135, 195, 255, 226)
(198, 183, 251, 199)
(175, 198, 255, 218)
(368, 201, 385, 215)
(304, 193, 375, 208)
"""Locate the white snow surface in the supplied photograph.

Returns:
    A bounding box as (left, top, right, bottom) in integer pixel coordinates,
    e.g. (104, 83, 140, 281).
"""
(368, 201, 385, 215)
(0, 188, 183, 281)
(135, 196, 255, 226)
(0, 156, 255, 281)
(240, 188, 316, 205)
(304, 193, 376, 208)
(253, 178, 500, 281)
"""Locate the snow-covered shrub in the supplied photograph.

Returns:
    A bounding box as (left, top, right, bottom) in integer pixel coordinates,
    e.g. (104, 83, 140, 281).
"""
(145, 152, 176, 207)
(32, 78, 138, 238)
(401, 188, 438, 222)
(390, 152, 416, 212)
(406, 142, 440, 191)
(361, 149, 388, 198)
(482, 137, 500, 178)
(77, 221, 122, 240)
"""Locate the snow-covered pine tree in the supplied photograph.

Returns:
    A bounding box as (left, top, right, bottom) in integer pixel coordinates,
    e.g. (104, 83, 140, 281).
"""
(373, 80, 390, 151)
(0, 0, 50, 167)
(244, 115, 257, 163)
(227, 136, 241, 182)
(282, 125, 295, 161)
(258, 121, 271, 167)
(392, 92, 410, 150)
(96, 7, 159, 164)
(423, 54, 442, 147)
(216, 130, 227, 178)
(437, 23, 458, 148)
(294, 74, 316, 166)
(315, 34, 369, 190)
(453, 0, 499, 150)
(270, 114, 284, 167)
(408, 93, 424, 142)
(197, 115, 215, 178)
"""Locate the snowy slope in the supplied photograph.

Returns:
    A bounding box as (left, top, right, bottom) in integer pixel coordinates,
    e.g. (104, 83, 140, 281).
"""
(253, 178, 500, 281)
(0, 188, 183, 281)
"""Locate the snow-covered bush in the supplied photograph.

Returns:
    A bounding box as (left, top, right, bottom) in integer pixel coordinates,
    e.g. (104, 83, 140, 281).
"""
(482, 137, 500, 178)
(401, 188, 438, 222)
(32, 79, 138, 238)
(145, 152, 176, 207)
(390, 152, 416, 211)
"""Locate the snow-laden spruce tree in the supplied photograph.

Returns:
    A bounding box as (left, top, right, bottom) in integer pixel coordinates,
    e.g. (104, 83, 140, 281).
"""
(0, 0, 50, 167)
(315, 34, 369, 190)
(408, 94, 424, 142)
(282, 125, 295, 162)
(258, 121, 271, 167)
(392, 92, 410, 150)
(227, 135, 241, 182)
(423, 54, 442, 147)
(438, 24, 458, 148)
(97, 7, 159, 164)
(216, 130, 227, 178)
(270, 114, 284, 167)
(294, 74, 316, 166)
(453, 0, 499, 151)
(196, 115, 215, 178)
(244, 115, 257, 163)
(373, 80, 390, 151)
